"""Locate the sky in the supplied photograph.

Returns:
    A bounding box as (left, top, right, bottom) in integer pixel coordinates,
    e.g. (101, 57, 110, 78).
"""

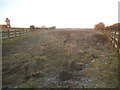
(0, 0, 119, 28)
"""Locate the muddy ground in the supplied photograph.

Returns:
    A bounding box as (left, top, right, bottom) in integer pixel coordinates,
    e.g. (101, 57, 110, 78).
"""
(2, 29, 118, 88)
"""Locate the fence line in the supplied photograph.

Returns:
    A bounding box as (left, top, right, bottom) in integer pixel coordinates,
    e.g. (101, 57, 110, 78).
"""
(1, 27, 41, 39)
(100, 30, 120, 54)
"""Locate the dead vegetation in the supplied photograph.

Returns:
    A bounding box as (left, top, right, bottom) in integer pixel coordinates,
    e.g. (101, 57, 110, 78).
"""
(2, 29, 118, 88)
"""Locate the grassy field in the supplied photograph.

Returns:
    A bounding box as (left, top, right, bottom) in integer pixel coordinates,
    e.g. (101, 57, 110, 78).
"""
(2, 29, 118, 88)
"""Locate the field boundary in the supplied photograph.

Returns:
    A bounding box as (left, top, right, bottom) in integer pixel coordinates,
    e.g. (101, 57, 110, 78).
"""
(100, 30, 120, 54)
(1, 27, 43, 39)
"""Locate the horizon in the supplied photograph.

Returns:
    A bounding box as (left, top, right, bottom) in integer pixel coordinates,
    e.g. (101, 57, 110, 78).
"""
(0, 0, 119, 28)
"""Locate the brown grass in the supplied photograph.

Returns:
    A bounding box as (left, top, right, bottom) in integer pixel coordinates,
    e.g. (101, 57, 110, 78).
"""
(2, 29, 118, 88)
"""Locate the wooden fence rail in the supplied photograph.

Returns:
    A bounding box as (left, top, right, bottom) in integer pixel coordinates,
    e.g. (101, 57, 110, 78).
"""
(100, 30, 120, 54)
(1, 28, 40, 39)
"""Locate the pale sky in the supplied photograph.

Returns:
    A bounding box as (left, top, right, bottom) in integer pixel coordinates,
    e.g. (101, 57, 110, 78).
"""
(0, 0, 119, 28)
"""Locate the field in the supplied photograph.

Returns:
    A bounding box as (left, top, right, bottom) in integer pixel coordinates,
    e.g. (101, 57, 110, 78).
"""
(2, 29, 118, 88)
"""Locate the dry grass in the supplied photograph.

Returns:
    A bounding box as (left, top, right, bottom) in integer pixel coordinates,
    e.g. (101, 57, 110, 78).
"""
(2, 29, 118, 88)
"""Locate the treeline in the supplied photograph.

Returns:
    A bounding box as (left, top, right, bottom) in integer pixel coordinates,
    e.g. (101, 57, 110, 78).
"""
(95, 22, 120, 31)
(105, 23, 120, 31)
(30, 25, 56, 30)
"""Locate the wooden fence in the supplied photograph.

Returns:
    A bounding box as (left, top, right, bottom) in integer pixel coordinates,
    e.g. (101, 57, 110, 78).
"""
(100, 30, 120, 54)
(1, 27, 40, 39)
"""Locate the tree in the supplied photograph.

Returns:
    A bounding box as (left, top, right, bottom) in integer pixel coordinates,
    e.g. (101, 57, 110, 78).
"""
(30, 25, 35, 29)
(95, 22, 105, 30)
(49, 26, 56, 30)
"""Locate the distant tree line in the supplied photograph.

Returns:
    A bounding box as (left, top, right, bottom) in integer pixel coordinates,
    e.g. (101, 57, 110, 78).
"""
(105, 23, 120, 31)
(30, 25, 56, 30)
(95, 22, 120, 31)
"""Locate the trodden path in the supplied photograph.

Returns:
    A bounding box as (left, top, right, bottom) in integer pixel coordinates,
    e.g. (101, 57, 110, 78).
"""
(2, 29, 118, 88)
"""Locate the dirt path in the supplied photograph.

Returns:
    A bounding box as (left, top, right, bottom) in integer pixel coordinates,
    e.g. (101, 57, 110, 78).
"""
(2, 29, 118, 88)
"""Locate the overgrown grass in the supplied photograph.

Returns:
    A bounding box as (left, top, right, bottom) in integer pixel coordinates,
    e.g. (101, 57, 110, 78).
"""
(2, 29, 118, 88)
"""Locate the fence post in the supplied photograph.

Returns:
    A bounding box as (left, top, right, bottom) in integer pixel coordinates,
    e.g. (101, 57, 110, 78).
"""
(113, 32, 116, 49)
(7, 30, 10, 39)
(21, 30, 22, 35)
(26, 30, 27, 34)
(22, 29, 24, 35)
(23, 29, 25, 35)
(22, 30, 23, 35)
(15, 30, 17, 37)
(118, 32, 120, 54)
(110, 31, 114, 50)
(19, 30, 21, 36)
